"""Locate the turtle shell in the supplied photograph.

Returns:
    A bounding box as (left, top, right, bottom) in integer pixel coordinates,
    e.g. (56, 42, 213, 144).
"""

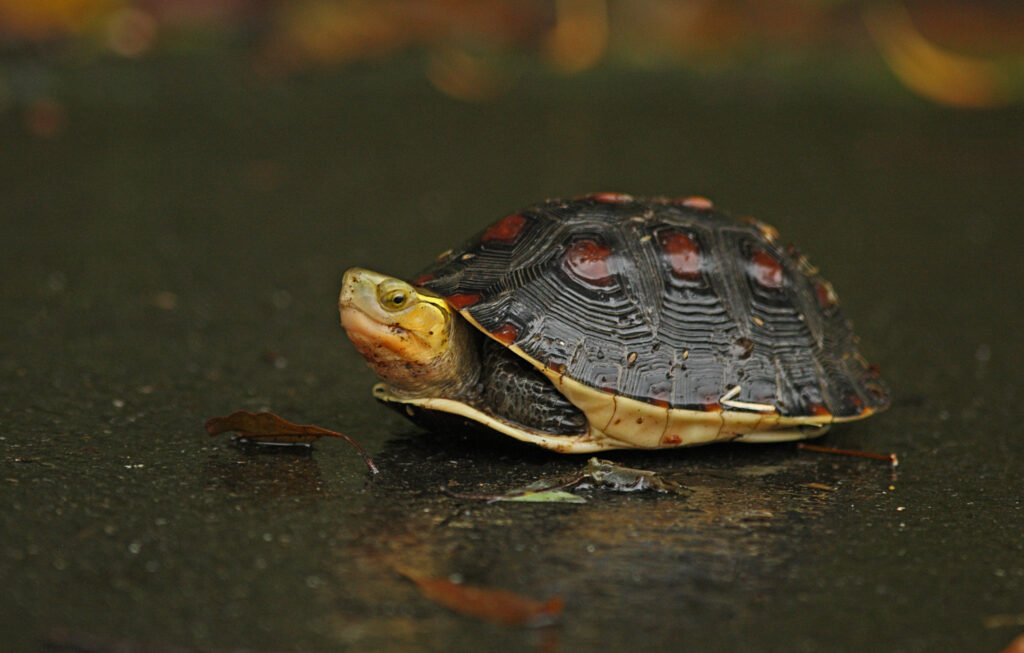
(413, 193, 889, 422)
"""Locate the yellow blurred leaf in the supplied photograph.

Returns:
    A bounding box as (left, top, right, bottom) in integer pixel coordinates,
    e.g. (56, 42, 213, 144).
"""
(865, 2, 1015, 108)
(0, 0, 118, 39)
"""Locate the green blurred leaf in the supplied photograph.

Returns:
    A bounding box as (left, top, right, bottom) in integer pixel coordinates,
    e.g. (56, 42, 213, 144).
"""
(498, 488, 587, 504)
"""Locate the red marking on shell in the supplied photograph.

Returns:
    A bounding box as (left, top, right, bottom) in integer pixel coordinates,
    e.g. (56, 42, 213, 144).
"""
(577, 192, 633, 204)
(658, 230, 701, 279)
(751, 249, 784, 289)
(703, 402, 722, 412)
(491, 323, 518, 345)
(564, 239, 614, 286)
(662, 434, 682, 445)
(676, 196, 713, 210)
(809, 403, 832, 417)
(411, 273, 435, 286)
(815, 281, 839, 308)
(650, 398, 670, 409)
(445, 293, 482, 310)
(546, 361, 566, 374)
(481, 213, 527, 243)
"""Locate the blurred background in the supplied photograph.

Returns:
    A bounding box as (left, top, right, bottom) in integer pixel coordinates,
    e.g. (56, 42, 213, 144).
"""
(2, 0, 1023, 132)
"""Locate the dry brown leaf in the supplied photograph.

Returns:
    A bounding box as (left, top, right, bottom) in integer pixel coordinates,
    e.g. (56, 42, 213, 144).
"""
(397, 567, 563, 627)
(205, 410, 378, 474)
(800, 482, 836, 491)
(1001, 633, 1024, 653)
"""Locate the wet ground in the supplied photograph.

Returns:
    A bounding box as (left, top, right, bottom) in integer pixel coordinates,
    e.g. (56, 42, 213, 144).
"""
(1, 57, 1022, 652)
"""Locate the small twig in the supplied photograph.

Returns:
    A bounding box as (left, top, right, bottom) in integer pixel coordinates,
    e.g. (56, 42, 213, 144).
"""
(797, 442, 899, 467)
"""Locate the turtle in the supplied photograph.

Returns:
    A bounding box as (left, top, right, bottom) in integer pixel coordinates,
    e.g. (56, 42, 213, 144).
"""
(338, 193, 889, 453)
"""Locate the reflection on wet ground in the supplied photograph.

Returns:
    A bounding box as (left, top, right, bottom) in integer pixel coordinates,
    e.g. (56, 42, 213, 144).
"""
(203, 444, 326, 501)
(279, 428, 893, 651)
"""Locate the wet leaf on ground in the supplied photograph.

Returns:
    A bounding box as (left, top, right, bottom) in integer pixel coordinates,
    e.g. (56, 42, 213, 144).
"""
(396, 567, 564, 627)
(444, 476, 588, 503)
(205, 410, 378, 474)
(444, 457, 688, 503)
(1000, 633, 1024, 653)
(497, 480, 588, 504)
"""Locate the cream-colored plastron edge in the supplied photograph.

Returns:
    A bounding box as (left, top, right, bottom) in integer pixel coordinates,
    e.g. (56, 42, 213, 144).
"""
(377, 309, 876, 453)
(372, 383, 611, 453)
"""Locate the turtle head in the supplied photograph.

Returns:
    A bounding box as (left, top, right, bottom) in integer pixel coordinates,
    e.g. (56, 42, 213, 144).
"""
(339, 268, 478, 397)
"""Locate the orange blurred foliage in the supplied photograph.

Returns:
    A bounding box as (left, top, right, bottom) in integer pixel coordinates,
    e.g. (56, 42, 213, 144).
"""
(0, 0, 119, 40)
(0, 0, 1020, 107)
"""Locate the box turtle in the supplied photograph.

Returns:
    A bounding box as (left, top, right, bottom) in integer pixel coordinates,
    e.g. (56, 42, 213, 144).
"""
(339, 193, 889, 453)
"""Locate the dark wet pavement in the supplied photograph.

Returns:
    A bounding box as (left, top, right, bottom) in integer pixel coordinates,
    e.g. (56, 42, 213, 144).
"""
(2, 58, 1022, 652)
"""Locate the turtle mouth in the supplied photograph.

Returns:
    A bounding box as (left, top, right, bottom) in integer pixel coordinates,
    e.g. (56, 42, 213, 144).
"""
(340, 307, 418, 358)
(342, 305, 466, 396)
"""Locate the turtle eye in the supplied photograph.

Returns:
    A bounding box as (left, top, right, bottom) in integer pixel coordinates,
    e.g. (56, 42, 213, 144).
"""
(381, 290, 408, 310)
(377, 283, 415, 311)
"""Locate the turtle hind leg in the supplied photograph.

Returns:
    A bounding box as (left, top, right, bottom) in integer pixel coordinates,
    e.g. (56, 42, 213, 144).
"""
(480, 340, 587, 436)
